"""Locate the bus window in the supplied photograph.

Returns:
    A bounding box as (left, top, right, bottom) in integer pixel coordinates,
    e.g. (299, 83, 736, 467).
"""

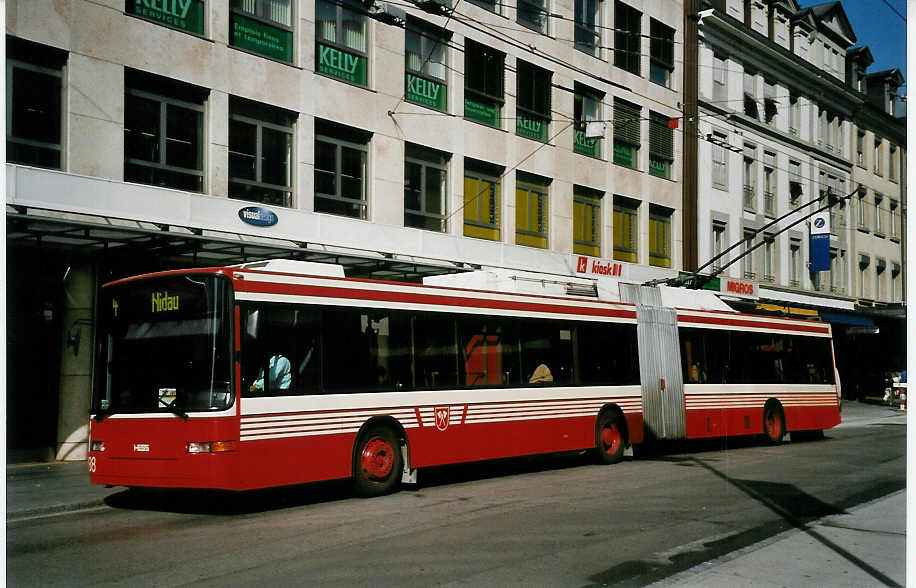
(242, 304, 320, 396)
(413, 313, 459, 389)
(458, 317, 518, 387)
(576, 322, 639, 385)
(518, 320, 573, 386)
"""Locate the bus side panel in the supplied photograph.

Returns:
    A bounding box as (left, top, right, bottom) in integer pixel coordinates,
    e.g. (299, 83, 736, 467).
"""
(407, 416, 596, 468)
(238, 434, 354, 490)
(784, 405, 841, 432)
(685, 407, 764, 439)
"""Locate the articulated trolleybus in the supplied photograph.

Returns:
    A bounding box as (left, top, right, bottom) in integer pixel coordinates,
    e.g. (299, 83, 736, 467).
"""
(89, 260, 840, 496)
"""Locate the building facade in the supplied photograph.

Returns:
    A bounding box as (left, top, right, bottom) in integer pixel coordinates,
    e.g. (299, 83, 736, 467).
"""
(695, 0, 906, 399)
(6, 0, 685, 459)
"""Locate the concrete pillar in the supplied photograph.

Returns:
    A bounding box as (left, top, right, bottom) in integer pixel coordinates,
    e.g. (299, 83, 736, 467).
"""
(56, 264, 95, 461)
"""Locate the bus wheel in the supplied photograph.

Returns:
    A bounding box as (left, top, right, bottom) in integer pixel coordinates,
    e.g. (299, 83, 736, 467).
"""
(596, 411, 626, 465)
(354, 427, 402, 497)
(762, 402, 785, 444)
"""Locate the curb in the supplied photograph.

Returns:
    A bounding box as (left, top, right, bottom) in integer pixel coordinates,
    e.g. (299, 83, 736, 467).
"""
(7, 498, 109, 522)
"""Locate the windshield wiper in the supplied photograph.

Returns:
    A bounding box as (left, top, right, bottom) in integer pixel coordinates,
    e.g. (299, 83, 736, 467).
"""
(159, 398, 189, 420)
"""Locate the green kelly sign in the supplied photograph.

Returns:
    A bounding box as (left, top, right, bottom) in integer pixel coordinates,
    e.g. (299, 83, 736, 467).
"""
(232, 13, 293, 63)
(464, 98, 500, 127)
(130, 0, 204, 34)
(574, 130, 600, 158)
(516, 112, 548, 142)
(614, 143, 637, 167)
(317, 43, 367, 86)
(406, 74, 446, 111)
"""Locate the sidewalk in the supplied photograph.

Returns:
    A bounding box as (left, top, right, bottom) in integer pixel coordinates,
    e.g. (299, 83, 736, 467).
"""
(651, 490, 906, 588)
(6, 461, 120, 521)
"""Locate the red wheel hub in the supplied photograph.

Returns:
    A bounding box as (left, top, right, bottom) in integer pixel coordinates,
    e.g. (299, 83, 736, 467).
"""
(601, 423, 621, 455)
(766, 412, 782, 438)
(360, 437, 395, 481)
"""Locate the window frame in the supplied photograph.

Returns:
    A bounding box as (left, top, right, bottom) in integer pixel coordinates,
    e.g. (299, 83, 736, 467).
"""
(316, 0, 368, 85)
(648, 204, 671, 268)
(515, 174, 550, 248)
(405, 20, 449, 111)
(404, 143, 449, 233)
(6, 53, 64, 170)
(518, 0, 549, 33)
(464, 40, 505, 128)
(463, 162, 502, 240)
(574, 0, 601, 56)
(230, 0, 294, 62)
(612, 196, 638, 263)
(515, 60, 552, 142)
(614, 1, 642, 75)
(648, 111, 673, 179)
(573, 84, 603, 158)
(314, 124, 370, 219)
(573, 186, 602, 256)
(613, 98, 641, 169)
(124, 83, 206, 192)
(228, 97, 296, 208)
(649, 18, 674, 88)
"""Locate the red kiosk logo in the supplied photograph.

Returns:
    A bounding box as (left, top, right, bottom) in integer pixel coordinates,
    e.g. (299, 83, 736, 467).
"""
(434, 406, 451, 431)
(576, 256, 588, 273)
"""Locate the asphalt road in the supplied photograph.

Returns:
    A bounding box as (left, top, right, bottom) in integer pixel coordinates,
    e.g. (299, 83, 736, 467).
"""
(7, 403, 905, 587)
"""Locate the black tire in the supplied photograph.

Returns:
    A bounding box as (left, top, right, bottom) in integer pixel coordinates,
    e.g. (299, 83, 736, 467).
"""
(595, 411, 627, 464)
(762, 402, 785, 444)
(353, 426, 403, 497)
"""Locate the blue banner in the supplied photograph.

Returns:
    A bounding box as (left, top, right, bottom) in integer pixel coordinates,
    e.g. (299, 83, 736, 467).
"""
(809, 233, 829, 271)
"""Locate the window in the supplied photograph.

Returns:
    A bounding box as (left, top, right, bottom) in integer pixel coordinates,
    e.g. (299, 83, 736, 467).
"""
(889, 143, 897, 181)
(614, 2, 641, 75)
(613, 196, 638, 263)
(817, 108, 826, 146)
(405, 21, 448, 111)
(743, 70, 758, 119)
(891, 263, 902, 302)
(516, 61, 552, 142)
(129, 0, 205, 34)
(889, 199, 899, 238)
(464, 159, 502, 240)
(405, 143, 448, 232)
(873, 136, 883, 174)
(742, 145, 756, 211)
(649, 205, 671, 268)
(228, 97, 295, 207)
(231, 0, 293, 62)
(856, 189, 867, 230)
(711, 131, 728, 188)
(316, 0, 367, 85)
(711, 221, 726, 272)
(825, 112, 836, 151)
(763, 80, 777, 124)
(858, 254, 870, 298)
(574, 84, 602, 158)
(613, 99, 640, 168)
(762, 234, 775, 282)
(876, 259, 886, 301)
(649, 18, 673, 87)
(712, 54, 727, 101)
(874, 193, 884, 235)
(856, 130, 865, 166)
(788, 94, 800, 135)
(124, 69, 206, 192)
(518, 0, 549, 33)
(464, 40, 505, 128)
(469, 0, 498, 13)
(575, 0, 600, 55)
(742, 228, 755, 279)
(573, 186, 602, 256)
(314, 120, 369, 219)
(763, 152, 775, 216)
(516, 173, 549, 248)
(649, 112, 673, 179)
(789, 239, 801, 287)
(788, 160, 802, 204)
(6, 38, 65, 170)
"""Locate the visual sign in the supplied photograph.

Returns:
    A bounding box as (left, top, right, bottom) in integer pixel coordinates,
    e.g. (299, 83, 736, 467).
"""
(232, 12, 294, 62)
(406, 74, 447, 111)
(239, 206, 279, 227)
(129, 0, 205, 34)
(809, 210, 830, 271)
(317, 43, 367, 86)
(573, 255, 625, 278)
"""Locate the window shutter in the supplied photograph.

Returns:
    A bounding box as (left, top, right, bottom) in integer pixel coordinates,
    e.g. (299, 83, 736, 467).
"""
(614, 100, 641, 145)
(649, 112, 673, 159)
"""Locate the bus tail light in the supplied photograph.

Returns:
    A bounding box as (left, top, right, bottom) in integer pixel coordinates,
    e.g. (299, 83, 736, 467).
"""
(90, 440, 105, 452)
(187, 441, 237, 454)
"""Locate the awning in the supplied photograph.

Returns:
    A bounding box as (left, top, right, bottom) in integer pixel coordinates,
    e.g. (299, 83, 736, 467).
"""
(819, 311, 875, 327)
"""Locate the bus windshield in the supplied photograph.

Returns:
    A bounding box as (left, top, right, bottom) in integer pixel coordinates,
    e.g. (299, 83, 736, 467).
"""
(93, 273, 233, 416)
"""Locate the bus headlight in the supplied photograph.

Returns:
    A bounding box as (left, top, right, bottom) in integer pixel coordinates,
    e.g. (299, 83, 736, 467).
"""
(187, 441, 236, 453)
(90, 440, 105, 452)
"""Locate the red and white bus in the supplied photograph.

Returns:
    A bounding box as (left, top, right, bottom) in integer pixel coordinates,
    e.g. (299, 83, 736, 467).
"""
(88, 260, 840, 496)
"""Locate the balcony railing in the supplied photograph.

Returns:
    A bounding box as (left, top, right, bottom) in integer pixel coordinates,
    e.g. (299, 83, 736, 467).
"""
(743, 185, 756, 211)
(764, 191, 775, 215)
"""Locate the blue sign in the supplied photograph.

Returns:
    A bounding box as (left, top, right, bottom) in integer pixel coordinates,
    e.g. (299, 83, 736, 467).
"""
(809, 211, 830, 271)
(813, 218, 826, 229)
(238, 206, 278, 227)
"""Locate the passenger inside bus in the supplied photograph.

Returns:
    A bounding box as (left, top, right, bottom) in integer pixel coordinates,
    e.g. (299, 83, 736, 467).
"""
(249, 353, 292, 393)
